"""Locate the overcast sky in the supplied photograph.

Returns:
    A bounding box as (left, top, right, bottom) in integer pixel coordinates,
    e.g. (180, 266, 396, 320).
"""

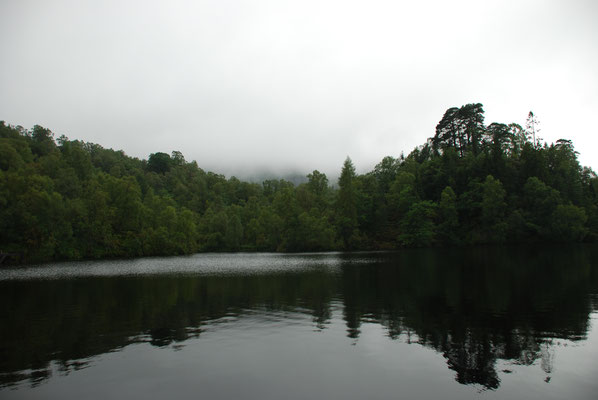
(1, 0, 597, 177)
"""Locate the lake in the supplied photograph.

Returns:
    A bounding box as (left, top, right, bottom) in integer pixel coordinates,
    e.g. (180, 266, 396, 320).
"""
(1, 245, 597, 399)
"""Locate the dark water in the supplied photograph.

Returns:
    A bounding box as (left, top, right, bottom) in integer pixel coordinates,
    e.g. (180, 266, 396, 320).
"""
(1, 246, 598, 399)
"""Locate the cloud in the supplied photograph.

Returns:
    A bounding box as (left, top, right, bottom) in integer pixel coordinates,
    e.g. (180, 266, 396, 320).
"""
(1, 0, 597, 176)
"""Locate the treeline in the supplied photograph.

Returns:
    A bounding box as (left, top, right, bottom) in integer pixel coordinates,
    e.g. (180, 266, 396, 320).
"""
(1, 103, 597, 262)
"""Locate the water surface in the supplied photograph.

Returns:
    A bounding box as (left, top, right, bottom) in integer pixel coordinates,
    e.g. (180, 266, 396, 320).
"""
(1, 246, 597, 399)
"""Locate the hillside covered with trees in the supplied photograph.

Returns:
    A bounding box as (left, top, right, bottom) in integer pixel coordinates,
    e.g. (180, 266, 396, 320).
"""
(1, 103, 597, 263)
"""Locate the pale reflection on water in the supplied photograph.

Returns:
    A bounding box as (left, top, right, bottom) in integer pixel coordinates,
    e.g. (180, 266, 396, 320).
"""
(0, 252, 354, 280)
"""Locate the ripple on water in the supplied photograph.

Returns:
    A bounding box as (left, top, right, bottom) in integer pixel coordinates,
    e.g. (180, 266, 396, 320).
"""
(0, 252, 370, 281)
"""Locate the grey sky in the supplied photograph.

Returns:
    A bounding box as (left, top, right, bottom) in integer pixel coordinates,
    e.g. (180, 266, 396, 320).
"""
(1, 0, 597, 177)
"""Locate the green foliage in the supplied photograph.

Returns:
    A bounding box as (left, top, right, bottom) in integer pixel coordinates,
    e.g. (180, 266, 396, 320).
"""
(480, 175, 507, 242)
(336, 157, 359, 249)
(147, 152, 173, 174)
(295, 209, 336, 251)
(1, 104, 597, 263)
(522, 177, 562, 237)
(307, 170, 329, 197)
(550, 204, 587, 242)
(399, 201, 437, 247)
(433, 103, 485, 157)
(438, 186, 459, 244)
(387, 171, 418, 219)
(30, 125, 57, 157)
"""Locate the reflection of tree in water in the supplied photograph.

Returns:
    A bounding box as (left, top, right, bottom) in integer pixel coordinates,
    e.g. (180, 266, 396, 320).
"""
(443, 330, 500, 389)
(437, 329, 556, 389)
(0, 271, 337, 388)
(540, 341, 554, 375)
(0, 245, 596, 390)
(338, 245, 598, 389)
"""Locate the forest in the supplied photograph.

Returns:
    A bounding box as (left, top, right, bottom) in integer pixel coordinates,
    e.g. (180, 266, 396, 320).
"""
(1, 103, 597, 263)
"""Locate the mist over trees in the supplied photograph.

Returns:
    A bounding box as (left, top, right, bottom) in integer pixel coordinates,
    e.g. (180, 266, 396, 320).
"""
(1, 103, 597, 263)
